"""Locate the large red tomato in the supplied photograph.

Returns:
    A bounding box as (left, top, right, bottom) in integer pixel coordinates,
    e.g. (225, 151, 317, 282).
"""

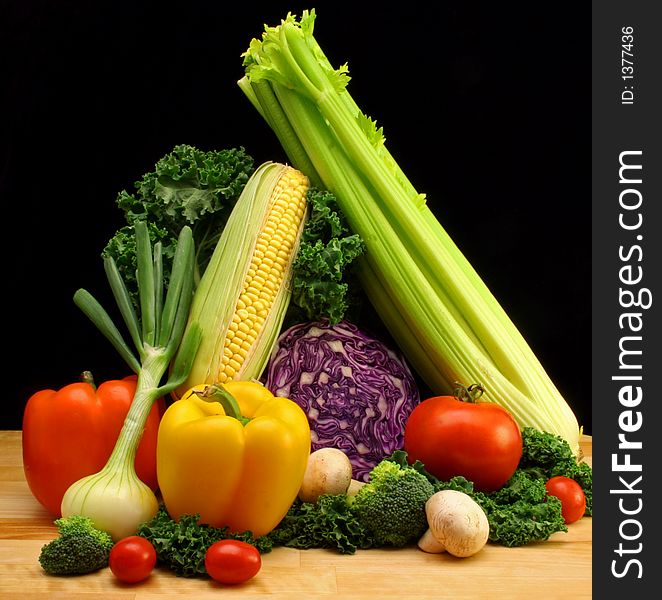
(403, 385, 522, 491)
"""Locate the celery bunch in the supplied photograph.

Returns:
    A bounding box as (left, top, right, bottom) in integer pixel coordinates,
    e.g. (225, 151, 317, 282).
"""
(238, 10, 581, 455)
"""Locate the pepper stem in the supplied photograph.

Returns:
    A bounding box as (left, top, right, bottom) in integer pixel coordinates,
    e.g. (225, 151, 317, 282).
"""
(79, 371, 96, 388)
(196, 384, 251, 426)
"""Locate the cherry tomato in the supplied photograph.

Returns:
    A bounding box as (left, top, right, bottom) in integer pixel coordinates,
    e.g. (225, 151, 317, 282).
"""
(545, 476, 586, 524)
(109, 536, 157, 583)
(205, 540, 261, 584)
(403, 385, 523, 491)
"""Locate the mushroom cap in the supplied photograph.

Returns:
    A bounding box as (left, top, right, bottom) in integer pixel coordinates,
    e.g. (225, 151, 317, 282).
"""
(298, 447, 353, 503)
(425, 489, 489, 557)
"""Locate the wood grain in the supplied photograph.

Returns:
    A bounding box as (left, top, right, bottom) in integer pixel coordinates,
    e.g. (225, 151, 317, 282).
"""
(0, 431, 592, 599)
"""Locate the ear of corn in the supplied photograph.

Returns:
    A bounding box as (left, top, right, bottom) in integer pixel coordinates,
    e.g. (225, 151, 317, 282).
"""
(175, 162, 309, 397)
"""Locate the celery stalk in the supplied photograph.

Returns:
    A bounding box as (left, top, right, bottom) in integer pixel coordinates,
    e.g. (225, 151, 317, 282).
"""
(239, 10, 581, 455)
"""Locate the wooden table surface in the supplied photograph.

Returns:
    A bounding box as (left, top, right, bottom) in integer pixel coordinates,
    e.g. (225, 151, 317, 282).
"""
(0, 431, 592, 599)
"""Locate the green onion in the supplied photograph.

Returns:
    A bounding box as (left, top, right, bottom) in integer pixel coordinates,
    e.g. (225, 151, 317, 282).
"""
(238, 10, 581, 455)
(61, 222, 202, 540)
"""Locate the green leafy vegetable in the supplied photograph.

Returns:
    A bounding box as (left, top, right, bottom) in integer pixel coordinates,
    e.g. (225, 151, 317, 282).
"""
(268, 494, 373, 555)
(103, 144, 255, 303)
(518, 427, 592, 515)
(477, 494, 567, 547)
(39, 515, 114, 575)
(289, 188, 365, 324)
(137, 506, 272, 577)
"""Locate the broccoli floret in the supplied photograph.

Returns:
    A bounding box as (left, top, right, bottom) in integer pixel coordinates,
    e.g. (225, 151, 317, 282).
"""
(349, 460, 434, 547)
(39, 515, 114, 576)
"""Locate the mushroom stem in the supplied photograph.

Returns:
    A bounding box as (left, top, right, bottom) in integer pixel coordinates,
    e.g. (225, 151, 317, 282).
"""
(417, 528, 447, 553)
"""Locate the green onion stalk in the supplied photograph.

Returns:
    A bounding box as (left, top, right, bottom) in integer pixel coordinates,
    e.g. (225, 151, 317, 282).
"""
(61, 222, 202, 540)
(237, 10, 582, 456)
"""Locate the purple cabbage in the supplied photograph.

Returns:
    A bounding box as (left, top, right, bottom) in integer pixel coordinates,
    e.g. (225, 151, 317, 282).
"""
(264, 321, 420, 482)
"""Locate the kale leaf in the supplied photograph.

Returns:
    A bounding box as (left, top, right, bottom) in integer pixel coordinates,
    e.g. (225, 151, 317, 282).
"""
(476, 494, 567, 547)
(289, 188, 365, 325)
(137, 506, 272, 577)
(103, 144, 255, 306)
(518, 427, 593, 515)
(267, 495, 374, 555)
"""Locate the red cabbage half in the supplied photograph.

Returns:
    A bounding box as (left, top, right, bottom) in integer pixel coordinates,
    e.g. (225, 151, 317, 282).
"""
(264, 320, 420, 482)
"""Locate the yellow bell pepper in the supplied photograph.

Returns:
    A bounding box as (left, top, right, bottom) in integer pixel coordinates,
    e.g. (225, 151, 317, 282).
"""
(156, 381, 311, 537)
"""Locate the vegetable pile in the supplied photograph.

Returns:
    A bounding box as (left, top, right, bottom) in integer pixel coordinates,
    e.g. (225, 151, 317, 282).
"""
(264, 427, 590, 555)
(23, 6, 591, 587)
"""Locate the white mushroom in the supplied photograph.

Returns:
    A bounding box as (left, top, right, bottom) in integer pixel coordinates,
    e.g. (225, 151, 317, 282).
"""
(418, 489, 489, 557)
(298, 448, 353, 503)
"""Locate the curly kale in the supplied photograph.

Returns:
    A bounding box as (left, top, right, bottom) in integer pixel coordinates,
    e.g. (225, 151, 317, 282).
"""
(518, 427, 592, 515)
(289, 188, 365, 325)
(137, 506, 272, 577)
(39, 515, 114, 575)
(477, 494, 567, 547)
(474, 473, 567, 546)
(268, 494, 374, 554)
(103, 144, 255, 305)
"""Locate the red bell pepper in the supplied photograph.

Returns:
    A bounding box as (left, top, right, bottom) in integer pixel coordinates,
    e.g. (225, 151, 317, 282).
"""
(22, 372, 163, 517)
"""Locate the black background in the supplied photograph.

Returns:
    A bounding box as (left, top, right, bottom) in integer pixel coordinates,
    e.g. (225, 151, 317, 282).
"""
(4, 1, 590, 433)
